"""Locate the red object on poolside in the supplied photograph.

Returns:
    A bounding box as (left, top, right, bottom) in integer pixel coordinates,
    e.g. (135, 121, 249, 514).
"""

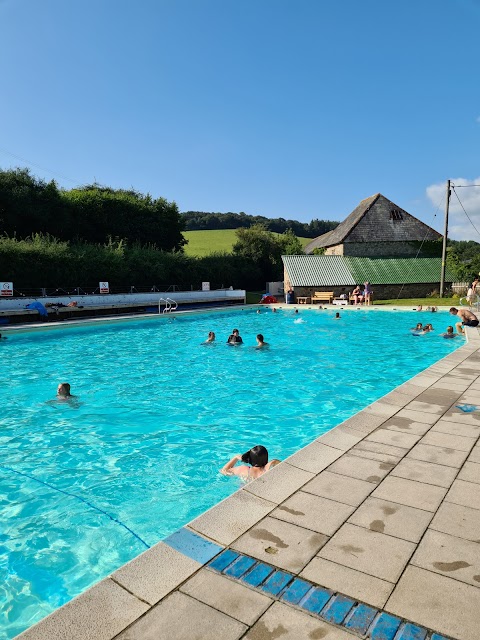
(260, 295, 277, 304)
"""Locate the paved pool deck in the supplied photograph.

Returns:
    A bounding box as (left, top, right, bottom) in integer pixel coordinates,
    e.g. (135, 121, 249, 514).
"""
(17, 324, 480, 640)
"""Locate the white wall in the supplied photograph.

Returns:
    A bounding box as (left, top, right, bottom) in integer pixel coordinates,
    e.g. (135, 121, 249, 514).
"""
(0, 290, 246, 311)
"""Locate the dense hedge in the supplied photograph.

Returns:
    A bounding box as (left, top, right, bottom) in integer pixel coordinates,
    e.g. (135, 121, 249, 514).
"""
(0, 235, 267, 291)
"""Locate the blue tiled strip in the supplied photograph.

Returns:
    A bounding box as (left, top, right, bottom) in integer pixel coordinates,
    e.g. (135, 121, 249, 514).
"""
(207, 549, 453, 640)
(163, 527, 223, 564)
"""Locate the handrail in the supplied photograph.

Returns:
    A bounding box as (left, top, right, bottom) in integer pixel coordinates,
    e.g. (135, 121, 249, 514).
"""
(159, 297, 177, 313)
(166, 298, 178, 311)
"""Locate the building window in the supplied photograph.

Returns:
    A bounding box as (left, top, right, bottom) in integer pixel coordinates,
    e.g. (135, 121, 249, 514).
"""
(390, 209, 403, 221)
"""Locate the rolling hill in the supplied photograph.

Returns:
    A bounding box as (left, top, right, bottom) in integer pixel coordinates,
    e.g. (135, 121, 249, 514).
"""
(183, 229, 311, 257)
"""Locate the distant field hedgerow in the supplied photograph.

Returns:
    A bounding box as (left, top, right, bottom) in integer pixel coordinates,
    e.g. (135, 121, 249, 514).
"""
(183, 229, 310, 257)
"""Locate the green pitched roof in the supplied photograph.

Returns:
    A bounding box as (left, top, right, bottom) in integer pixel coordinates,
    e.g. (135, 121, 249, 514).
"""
(282, 255, 356, 286)
(344, 257, 455, 285)
(282, 255, 455, 286)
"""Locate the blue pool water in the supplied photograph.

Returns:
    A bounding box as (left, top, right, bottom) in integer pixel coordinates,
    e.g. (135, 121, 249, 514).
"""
(0, 307, 462, 637)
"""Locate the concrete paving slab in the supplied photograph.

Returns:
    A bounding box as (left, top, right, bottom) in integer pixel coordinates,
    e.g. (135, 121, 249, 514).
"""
(115, 591, 247, 640)
(382, 417, 432, 436)
(430, 501, 480, 543)
(412, 529, 480, 589)
(353, 440, 408, 458)
(302, 470, 375, 507)
(415, 389, 463, 405)
(390, 457, 457, 488)
(365, 428, 422, 449)
(363, 402, 399, 418)
(243, 462, 314, 505)
(467, 446, 480, 463)
(445, 478, 480, 510)
(326, 453, 393, 484)
(458, 461, 480, 484)
(407, 442, 469, 468)
(189, 489, 275, 546)
(284, 442, 344, 474)
(372, 476, 447, 512)
(437, 409, 480, 426)
(347, 448, 401, 464)
(318, 522, 415, 583)
(335, 412, 386, 435)
(395, 409, 439, 425)
(244, 601, 359, 640)
(231, 516, 328, 573)
(300, 556, 394, 609)
(271, 491, 355, 536)
(316, 427, 363, 451)
(404, 400, 448, 415)
(347, 497, 433, 543)
(179, 569, 272, 626)
(112, 541, 202, 605)
(17, 578, 149, 640)
(420, 430, 476, 452)
(431, 419, 480, 439)
(386, 565, 480, 640)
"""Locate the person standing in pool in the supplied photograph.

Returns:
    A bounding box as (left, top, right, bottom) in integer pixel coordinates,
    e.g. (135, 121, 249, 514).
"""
(227, 328, 243, 344)
(221, 445, 280, 479)
(205, 331, 215, 343)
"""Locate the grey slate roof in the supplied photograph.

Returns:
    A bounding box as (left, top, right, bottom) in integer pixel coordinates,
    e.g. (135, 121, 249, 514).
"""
(282, 255, 356, 286)
(304, 194, 441, 253)
(283, 255, 454, 287)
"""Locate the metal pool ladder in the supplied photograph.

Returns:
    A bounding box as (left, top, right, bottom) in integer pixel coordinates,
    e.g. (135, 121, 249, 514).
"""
(158, 297, 178, 313)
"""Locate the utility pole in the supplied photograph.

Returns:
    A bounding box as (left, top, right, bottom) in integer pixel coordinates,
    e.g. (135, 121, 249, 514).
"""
(439, 179, 451, 297)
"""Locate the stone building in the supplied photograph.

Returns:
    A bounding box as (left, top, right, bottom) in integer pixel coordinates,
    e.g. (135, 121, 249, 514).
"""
(304, 193, 441, 257)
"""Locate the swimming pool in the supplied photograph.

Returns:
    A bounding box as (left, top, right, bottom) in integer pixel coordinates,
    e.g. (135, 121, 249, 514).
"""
(0, 307, 462, 638)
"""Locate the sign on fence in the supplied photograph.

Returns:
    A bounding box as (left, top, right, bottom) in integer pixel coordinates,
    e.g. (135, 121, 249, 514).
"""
(202, 282, 210, 291)
(1, 282, 13, 297)
(99, 282, 110, 294)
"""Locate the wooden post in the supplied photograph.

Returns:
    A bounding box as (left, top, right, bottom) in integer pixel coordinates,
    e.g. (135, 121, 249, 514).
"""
(440, 179, 451, 298)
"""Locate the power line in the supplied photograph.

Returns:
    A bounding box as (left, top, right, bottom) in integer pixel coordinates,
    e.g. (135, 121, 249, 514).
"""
(451, 186, 480, 241)
(451, 184, 480, 188)
(0, 146, 80, 185)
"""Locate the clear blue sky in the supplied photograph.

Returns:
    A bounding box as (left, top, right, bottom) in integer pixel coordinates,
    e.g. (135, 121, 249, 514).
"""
(1, 0, 479, 239)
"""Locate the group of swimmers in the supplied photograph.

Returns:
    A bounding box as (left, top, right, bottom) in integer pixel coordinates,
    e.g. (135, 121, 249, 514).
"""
(205, 329, 268, 348)
(410, 307, 479, 338)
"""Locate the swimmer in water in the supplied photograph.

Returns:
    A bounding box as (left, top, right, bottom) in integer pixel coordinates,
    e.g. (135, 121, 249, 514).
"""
(0, 333, 7, 340)
(335, 312, 341, 319)
(256, 334, 268, 348)
(221, 445, 280, 480)
(227, 329, 243, 344)
(442, 325, 457, 339)
(205, 331, 215, 343)
(57, 382, 73, 398)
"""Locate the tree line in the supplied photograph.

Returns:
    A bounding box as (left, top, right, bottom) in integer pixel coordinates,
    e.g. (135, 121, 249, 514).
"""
(0, 168, 186, 251)
(182, 210, 339, 238)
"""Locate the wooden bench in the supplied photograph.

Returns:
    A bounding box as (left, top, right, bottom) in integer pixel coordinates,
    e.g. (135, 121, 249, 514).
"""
(311, 291, 334, 304)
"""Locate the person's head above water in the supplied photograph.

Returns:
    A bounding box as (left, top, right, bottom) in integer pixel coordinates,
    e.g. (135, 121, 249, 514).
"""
(447, 325, 454, 334)
(241, 445, 268, 468)
(232, 328, 239, 335)
(207, 331, 215, 341)
(57, 382, 71, 397)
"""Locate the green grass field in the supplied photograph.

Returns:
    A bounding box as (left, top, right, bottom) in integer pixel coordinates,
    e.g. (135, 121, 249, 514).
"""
(183, 229, 311, 257)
